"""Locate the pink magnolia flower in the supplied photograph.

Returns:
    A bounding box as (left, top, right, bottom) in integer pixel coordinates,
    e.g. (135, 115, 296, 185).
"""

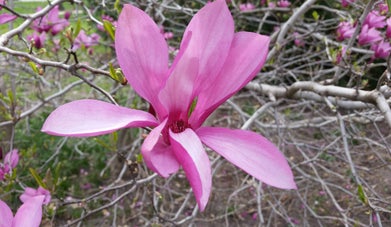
(336, 21, 355, 41)
(371, 40, 391, 59)
(27, 32, 47, 49)
(42, 0, 296, 211)
(20, 186, 51, 205)
(386, 17, 391, 38)
(358, 24, 382, 45)
(0, 13, 16, 24)
(277, 0, 291, 8)
(377, 3, 389, 15)
(0, 149, 18, 180)
(32, 5, 69, 36)
(239, 3, 255, 12)
(0, 187, 50, 227)
(363, 11, 386, 29)
(72, 30, 100, 54)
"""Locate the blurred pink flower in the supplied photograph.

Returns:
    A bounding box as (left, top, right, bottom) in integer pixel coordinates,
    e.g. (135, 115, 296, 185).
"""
(32, 5, 69, 36)
(386, 17, 391, 38)
(363, 11, 386, 28)
(239, 3, 255, 12)
(28, 32, 47, 49)
(377, 3, 389, 15)
(371, 40, 391, 59)
(97, 15, 117, 31)
(20, 186, 51, 205)
(358, 25, 382, 45)
(0, 13, 16, 24)
(73, 30, 100, 53)
(336, 21, 355, 41)
(277, 0, 291, 8)
(294, 32, 304, 47)
(0, 186, 50, 227)
(0, 149, 18, 180)
(42, 0, 296, 211)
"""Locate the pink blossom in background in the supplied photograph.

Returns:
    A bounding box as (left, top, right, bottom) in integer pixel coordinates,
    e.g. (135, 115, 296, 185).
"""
(0, 186, 50, 227)
(336, 21, 355, 41)
(341, 0, 355, 7)
(97, 15, 117, 31)
(377, 3, 389, 15)
(32, 5, 69, 36)
(363, 11, 386, 29)
(294, 32, 304, 47)
(28, 32, 47, 49)
(371, 40, 391, 59)
(20, 186, 51, 205)
(277, 0, 291, 8)
(0, 149, 18, 180)
(159, 25, 174, 40)
(0, 13, 17, 24)
(239, 3, 255, 12)
(72, 30, 100, 54)
(42, 0, 296, 211)
(358, 24, 382, 45)
(386, 17, 391, 38)
(335, 46, 347, 64)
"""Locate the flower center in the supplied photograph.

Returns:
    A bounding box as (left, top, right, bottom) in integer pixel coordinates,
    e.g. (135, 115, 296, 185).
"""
(169, 119, 189, 133)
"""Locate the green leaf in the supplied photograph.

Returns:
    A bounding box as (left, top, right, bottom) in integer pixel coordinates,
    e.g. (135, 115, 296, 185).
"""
(357, 184, 368, 205)
(103, 20, 115, 41)
(73, 19, 82, 40)
(387, 0, 391, 14)
(28, 61, 39, 74)
(312, 11, 319, 21)
(114, 0, 121, 14)
(29, 168, 47, 188)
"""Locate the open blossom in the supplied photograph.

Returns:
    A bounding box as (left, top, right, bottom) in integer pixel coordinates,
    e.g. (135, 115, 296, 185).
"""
(239, 3, 255, 12)
(27, 32, 47, 49)
(42, 0, 296, 211)
(277, 0, 291, 8)
(363, 11, 386, 29)
(32, 5, 69, 36)
(0, 149, 18, 180)
(336, 21, 355, 41)
(371, 40, 391, 59)
(358, 24, 382, 45)
(0, 187, 50, 227)
(72, 30, 100, 53)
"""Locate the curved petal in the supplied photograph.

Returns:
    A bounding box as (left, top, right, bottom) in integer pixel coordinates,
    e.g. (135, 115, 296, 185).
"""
(141, 119, 180, 177)
(4, 149, 19, 169)
(0, 14, 17, 24)
(12, 195, 45, 227)
(115, 4, 168, 114)
(181, 0, 234, 90)
(190, 32, 270, 128)
(197, 127, 296, 189)
(0, 199, 13, 227)
(159, 0, 234, 116)
(169, 128, 211, 211)
(42, 99, 158, 137)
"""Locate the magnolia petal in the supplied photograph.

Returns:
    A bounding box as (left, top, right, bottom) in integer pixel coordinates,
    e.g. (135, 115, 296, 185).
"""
(116, 4, 168, 114)
(41, 99, 158, 137)
(0, 13, 17, 24)
(12, 195, 45, 227)
(190, 32, 270, 128)
(141, 119, 180, 177)
(169, 129, 211, 211)
(0, 199, 13, 227)
(197, 127, 297, 189)
(4, 149, 19, 169)
(181, 0, 234, 91)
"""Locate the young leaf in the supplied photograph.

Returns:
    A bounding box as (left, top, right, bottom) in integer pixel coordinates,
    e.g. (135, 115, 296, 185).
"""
(29, 168, 47, 188)
(103, 20, 115, 40)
